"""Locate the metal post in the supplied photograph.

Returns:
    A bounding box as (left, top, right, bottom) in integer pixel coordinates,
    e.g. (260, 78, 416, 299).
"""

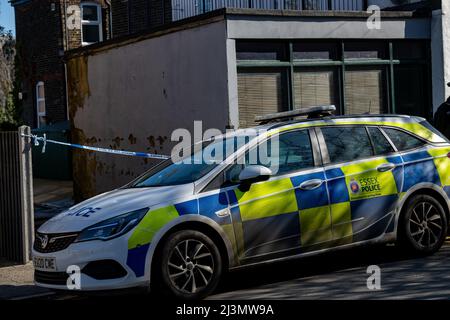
(18, 126, 34, 263)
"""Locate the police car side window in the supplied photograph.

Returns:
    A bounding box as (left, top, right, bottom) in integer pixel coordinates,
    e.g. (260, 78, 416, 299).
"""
(321, 126, 374, 163)
(367, 127, 395, 155)
(383, 128, 425, 151)
(275, 130, 314, 175)
(219, 130, 314, 187)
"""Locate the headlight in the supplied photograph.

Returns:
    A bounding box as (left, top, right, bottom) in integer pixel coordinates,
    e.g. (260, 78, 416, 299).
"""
(75, 208, 149, 242)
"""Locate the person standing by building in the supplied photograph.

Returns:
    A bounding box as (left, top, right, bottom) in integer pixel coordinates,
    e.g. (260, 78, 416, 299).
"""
(434, 82, 450, 140)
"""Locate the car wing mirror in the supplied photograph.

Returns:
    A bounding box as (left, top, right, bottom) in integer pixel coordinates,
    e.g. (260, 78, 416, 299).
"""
(238, 165, 272, 191)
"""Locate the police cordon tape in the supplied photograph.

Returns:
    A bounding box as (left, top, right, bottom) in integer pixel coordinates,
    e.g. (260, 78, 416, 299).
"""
(21, 133, 170, 160)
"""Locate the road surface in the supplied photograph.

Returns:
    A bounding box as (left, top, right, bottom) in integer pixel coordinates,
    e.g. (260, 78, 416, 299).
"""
(8, 240, 450, 300)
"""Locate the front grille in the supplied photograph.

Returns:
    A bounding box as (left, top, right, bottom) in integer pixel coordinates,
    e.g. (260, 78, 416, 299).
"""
(34, 270, 69, 286)
(34, 232, 78, 253)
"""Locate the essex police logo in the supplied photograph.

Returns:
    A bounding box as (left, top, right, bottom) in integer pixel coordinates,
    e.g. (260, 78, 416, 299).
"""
(350, 179, 360, 194)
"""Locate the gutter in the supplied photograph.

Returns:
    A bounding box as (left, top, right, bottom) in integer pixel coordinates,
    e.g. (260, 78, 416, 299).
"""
(63, 7, 429, 60)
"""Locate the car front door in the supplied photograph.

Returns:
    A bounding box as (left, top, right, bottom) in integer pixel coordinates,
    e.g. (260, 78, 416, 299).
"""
(224, 128, 332, 262)
(318, 125, 403, 245)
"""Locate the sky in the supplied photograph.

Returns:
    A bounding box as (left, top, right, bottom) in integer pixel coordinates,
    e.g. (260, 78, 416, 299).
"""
(0, 0, 15, 35)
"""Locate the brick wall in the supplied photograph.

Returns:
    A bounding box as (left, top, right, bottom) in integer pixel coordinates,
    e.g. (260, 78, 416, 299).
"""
(111, 0, 172, 37)
(149, 0, 172, 28)
(111, 0, 129, 37)
(13, 0, 111, 128)
(14, 0, 66, 127)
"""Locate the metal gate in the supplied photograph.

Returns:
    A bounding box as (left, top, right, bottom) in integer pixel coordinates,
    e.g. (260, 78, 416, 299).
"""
(0, 126, 34, 264)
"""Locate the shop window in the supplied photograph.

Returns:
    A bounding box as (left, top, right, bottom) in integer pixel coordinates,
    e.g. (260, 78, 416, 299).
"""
(81, 3, 103, 46)
(237, 69, 288, 128)
(393, 41, 427, 60)
(293, 42, 338, 60)
(293, 68, 338, 110)
(394, 65, 428, 118)
(236, 41, 288, 61)
(344, 67, 386, 114)
(36, 81, 46, 128)
(344, 41, 388, 60)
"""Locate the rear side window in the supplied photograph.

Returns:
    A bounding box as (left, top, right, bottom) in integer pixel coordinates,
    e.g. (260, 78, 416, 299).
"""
(321, 126, 373, 163)
(383, 128, 426, 151)
(367, 127, 395, 155)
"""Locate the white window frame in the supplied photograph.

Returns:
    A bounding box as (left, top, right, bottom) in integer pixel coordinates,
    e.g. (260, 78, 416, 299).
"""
(81, 2, 103, 46)
(36, 81, 46, 128)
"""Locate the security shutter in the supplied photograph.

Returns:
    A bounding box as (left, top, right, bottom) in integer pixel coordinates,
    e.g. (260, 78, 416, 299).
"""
(293, 69, 336, 110)
(344, 68, 385, 114)
(237, 71, 285, 128)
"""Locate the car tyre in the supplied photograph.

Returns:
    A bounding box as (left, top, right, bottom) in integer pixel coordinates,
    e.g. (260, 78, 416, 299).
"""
(156, 230, 222, 300)
(398, 194, 448, 255)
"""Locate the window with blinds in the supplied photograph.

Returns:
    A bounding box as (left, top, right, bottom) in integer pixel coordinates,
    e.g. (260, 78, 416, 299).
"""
(344, 68, 385, 115)
(237, 70, 286, 128)
(293, 68, 337, 110)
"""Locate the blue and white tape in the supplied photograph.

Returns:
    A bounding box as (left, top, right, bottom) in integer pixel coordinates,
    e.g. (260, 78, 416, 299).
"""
(21, 133, 169, 160)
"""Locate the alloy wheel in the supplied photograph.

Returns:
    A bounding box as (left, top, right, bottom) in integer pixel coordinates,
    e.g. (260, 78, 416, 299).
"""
(409, 201, 444, 249)
(167, 239, 215, 294)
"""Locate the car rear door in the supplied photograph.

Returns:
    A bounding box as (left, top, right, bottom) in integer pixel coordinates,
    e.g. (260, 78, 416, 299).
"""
(317, 125, 403, 244)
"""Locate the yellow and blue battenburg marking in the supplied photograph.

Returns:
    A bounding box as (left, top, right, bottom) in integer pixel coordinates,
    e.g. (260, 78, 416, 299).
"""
(428, 147, 450, 198)
(126, 194, 235, 277)
(229, 178, 300, 257)
(326, 156, 402, 240)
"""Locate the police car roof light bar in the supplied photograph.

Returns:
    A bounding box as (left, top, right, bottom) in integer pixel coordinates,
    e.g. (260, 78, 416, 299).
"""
(255, 105, 336, 124)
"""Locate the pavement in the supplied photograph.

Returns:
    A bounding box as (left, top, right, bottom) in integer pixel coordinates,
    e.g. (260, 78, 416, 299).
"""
(2, 241, 450, 300)
(33, 178, 74, 227)
(0, 259, 51, 300)
(33, 178, 73, 205)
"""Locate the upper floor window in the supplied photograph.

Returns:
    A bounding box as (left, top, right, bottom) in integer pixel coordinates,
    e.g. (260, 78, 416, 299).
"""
(36, 81, 46, 128)
(81, 3, 103, 46)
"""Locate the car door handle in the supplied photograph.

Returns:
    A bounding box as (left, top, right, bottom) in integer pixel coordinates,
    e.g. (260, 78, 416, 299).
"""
(299, 179, 324, 191)
(377, 163, 396, 172)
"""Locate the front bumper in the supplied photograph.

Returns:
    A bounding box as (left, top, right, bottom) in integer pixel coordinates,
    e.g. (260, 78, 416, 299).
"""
(32, 233, 149, 291)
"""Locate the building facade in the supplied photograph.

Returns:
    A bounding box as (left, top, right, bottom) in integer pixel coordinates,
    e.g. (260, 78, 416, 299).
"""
(12, 0, 442, 130)
(65, 1, 450, 199)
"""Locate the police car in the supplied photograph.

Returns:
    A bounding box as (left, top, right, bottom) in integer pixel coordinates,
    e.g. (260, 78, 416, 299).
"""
(33, 106, 450, 299)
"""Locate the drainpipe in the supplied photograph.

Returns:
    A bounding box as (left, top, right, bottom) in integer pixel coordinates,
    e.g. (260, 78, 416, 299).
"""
(105, 0, 113, 39)
(63, 0, 69, 50)
(127, 0, 131, 34)
(62, 0, 70, 121)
